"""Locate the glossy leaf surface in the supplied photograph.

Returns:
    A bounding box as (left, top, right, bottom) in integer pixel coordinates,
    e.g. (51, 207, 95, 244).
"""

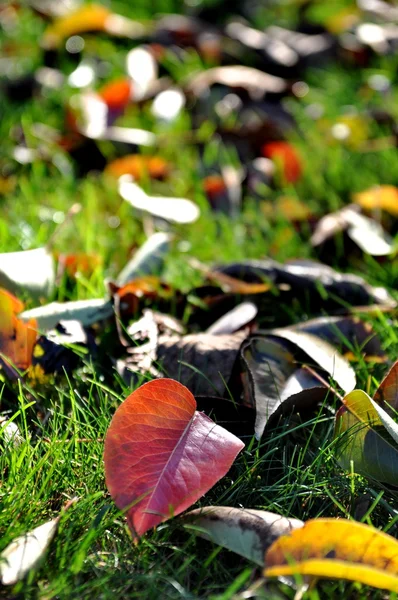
(104, 379, 244, 537)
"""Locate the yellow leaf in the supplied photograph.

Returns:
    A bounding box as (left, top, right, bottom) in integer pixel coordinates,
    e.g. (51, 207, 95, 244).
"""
(43, 4, 111, 48)
(353, 185, 398, 217)
(264, 518, 398, 593)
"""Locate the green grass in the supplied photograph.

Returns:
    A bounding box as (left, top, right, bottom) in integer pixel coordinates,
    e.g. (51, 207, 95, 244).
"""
(1, 1, 398, 598)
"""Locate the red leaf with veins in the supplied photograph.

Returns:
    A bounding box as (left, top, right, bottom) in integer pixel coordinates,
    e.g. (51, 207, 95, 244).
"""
(104, 379, 244, 537)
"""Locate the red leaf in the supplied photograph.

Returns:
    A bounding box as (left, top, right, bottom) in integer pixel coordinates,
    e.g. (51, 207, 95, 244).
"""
(104, 379, 244, 537)
(261, 141, 302, 183)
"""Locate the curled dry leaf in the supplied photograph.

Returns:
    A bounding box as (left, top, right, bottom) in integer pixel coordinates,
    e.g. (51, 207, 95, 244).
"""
(335, 389, 398, 485)
(311, 204, 394, 256)
(1, 518, 60, 585)
(217, 259, 396, 309)
(20, 298, 113, 331)
(264, 518, 398, 593)
(374, 359, 398, 410)
(104, 379, 244, 537)
(0, 247, 54, 299)
(206, 302, 257, 335)
(241, 336, 329, 439)
(119, 179, 200, 224)
(291, 315, 386, 362)
(116, 232, 173, 286)
(184, 506, 303, 566)
(269, 328, 356, 393)
(157, 331, 246, 396)
(0, 498, 76, 586)
(0, 289, 37, 379)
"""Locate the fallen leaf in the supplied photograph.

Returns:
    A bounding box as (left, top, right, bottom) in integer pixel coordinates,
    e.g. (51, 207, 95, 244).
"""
(353, 185, 398, 216)
(105, 155, 169, 180)
(98, 78, 132, 112)
(241, 336, 328, 439)
(184, 506, 303, 566)
(264, 518, 398, 593)
(225, 21, 299, 74)
(311, 204, 395, 256)
(117, 233, 173, 286)
(216, 259, 395, 310)
(42, 4, 111, 48)
(20, 299, 113, 331)
(157, 332, 246, 396)
(0, 289, 37, 378)
(42, 4, 145, 49)
(0, 247, 55, 299)
(344, 211, 394, 256)
(189, 258, 270, 295)
(269, 328, 356, 393)
(0, 518, 60, 585)
(186, 66, 288, 100)
(206, 303, 257, 335)
(335, 389, 398, 485)
(261, 141, 302, 183)
(291, 315, 386, 361)
(103, 379, 244, 537)
(0, 499, 76, 585)
(126, 46, 158, 101)
(119, 178, 200, 224)
(374, 359, 398, 409)
(32, 320, 96, 375)
(369, 397, 398, 445)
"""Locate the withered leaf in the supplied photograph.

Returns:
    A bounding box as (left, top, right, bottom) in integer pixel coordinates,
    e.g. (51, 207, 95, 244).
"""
(184, 506, 303, 566)
(157, 331, 247, 396)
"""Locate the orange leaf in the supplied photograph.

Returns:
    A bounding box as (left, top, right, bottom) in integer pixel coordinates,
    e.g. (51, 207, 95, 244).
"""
(0, 289, 37, 376)
(105, 155, 169, 180)
(353, 185, 398, 217)
(98, 78, 132, 111)
(261, 142, 302, 184)
(104, 379, 244, 537)
(265, 518, 398, 593)
(203, 175, 227, 199)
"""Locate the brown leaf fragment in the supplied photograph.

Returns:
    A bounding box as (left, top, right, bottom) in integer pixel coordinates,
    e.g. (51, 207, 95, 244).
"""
(157, 332, 246, 396)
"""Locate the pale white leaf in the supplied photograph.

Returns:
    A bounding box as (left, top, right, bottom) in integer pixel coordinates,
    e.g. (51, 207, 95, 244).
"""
(0, 247, 54, 299)
(1, 518, 59, 585)
(119, 179, 200, 224)
(20, 299, 113, 331)
(117, 232, 173, 285)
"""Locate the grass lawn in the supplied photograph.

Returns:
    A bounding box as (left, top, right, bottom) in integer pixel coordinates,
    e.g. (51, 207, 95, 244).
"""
(1, 1, 398, 598)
